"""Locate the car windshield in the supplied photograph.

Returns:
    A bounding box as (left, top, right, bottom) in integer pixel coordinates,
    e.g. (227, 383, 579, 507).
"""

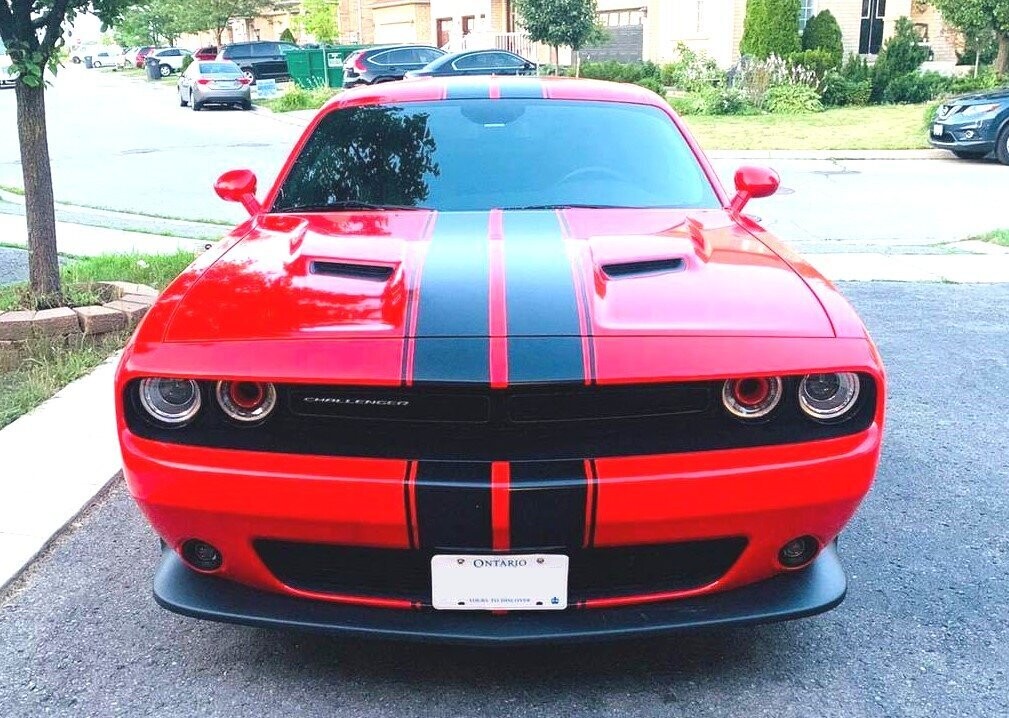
(199, 62, 240, 75)
(272, 99, 718, 212)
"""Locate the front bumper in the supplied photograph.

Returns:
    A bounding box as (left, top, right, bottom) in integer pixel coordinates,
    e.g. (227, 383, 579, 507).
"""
(928, 120, 996, 153)
(154, 543, 846, 644)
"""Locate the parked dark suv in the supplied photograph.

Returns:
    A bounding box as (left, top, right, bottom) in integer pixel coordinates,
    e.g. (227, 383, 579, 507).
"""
(929, 87, 1009, 165)
(218, 41, 299, 83)
(342, 45, 445, 88)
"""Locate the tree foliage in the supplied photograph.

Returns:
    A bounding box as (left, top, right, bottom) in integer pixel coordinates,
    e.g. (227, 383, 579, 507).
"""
(801, 10, 843, 66)
(113, 0, 189, 46)
(514, 0, 600, 52)
(740, 0, 802, 59)
(871, 16, 929, 101)
(294, 0, 338, 44)
(932, 0, 1009, 73)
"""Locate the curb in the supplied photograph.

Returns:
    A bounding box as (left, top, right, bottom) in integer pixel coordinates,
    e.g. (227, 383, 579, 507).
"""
(706, 149, 952, 160)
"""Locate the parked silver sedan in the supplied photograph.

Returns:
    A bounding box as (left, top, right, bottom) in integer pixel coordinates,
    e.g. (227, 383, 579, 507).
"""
(178, 60, 252, 111)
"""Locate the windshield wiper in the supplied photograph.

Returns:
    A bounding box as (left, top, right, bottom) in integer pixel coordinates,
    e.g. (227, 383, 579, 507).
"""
(274, 201, 428, 213)
(499, 203, 646, 210)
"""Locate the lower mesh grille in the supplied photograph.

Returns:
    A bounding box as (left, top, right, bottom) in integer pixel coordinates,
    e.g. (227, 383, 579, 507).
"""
(254, 538, 747, 605)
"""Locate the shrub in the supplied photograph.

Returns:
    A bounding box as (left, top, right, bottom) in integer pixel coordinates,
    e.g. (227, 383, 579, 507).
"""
(871, 17, 929, 102)
(706, 87, 753, 115)
(732, 53, 818, 109)
(660, 43, 724, 92)
(882, 71, 950, 104)
(579, 60, 659, 84)
(764, 83, 824, 113)
(840, 53, 871, 83)
(740, 0, 802, 59)
(948, 67, 1006, 94)
(788, 48, 839, 82)
(821, 71, 871, 106)
(280, 28, 296, 43)
(180, 53, 194, 73)
(667, 92, 711, 116)
(634, 76, 667, 96)
(801, 10, 843, 66)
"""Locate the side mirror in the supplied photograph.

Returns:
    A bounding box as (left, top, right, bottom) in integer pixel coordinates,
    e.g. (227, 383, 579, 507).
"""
(729, 166, 779, 215)
(214, 169, 261, 216)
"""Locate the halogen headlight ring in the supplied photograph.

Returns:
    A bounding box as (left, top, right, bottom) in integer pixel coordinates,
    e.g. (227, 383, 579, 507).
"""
(798, 372, 861, 422)
(138, 378, 202, 426)
(216, 380, 277, 424)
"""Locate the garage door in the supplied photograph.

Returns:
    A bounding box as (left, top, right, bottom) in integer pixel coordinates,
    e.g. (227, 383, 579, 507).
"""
(375, 22, 417, 45)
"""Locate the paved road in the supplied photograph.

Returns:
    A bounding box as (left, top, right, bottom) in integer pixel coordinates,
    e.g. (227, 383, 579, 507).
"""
(0, 246, 28, 286)
(2, 69, 1007, 249)
(1, 282, 1006, 717)
(0, 67, 301, 225)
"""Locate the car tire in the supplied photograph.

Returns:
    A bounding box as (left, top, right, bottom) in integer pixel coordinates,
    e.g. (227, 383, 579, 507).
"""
(179, 89, 188, 107)
(997, 126, 1009, 166)
(93, 60, 103, 68)
(71, 56, 80, 64)
(241, 99, 252, 111)
(159, 64, 172, 77)
(953, 150, 987, 160)
(192, 97, 203, 111)
(242, 68, 256, 85)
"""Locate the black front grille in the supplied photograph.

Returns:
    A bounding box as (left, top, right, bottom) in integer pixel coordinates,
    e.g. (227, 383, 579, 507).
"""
(124, 376, 877, 461)
(254, 538, 748, 605)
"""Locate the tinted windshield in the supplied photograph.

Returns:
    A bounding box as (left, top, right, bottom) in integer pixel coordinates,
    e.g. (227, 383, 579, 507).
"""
(272, 100, 718, 212)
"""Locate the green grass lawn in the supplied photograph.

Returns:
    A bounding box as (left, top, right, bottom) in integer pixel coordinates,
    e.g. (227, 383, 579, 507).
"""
(979, 230, 1009, 247)
(256, 84, 340, 112)
(0, 251, 198, 429)
(683, 104, 933, 151)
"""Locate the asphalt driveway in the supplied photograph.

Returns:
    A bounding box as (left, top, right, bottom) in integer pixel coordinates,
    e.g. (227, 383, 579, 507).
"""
(0, 246, 28, 286)
(0, 282, 1006, 718)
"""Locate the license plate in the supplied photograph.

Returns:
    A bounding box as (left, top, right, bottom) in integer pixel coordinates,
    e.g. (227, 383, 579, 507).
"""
(932, 123, 943, 136)
(431, 554, 568, 610)
(213, 81, 239, 89)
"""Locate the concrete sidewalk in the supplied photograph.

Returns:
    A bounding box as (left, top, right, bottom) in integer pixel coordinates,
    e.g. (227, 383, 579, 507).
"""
(0, 213, 211, 257)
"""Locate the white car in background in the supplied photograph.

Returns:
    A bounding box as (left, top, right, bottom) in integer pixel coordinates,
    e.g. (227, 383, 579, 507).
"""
(148, 47, 193, 77)
(0, 40, 15, 87)
(69, 44, 100, 64)
(90, 47, 123, 68)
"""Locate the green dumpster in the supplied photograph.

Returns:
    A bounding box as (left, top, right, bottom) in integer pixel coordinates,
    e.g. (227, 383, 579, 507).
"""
(286, 48, 327, 89)
(323, 44, 372, 88)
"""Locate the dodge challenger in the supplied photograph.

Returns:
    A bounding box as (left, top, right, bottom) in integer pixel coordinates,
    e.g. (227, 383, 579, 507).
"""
(115, 76, 886, 644)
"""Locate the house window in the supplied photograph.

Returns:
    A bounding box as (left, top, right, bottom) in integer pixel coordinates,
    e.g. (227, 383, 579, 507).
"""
(598, 9, 644, 27)
(799, 0, 815, 32)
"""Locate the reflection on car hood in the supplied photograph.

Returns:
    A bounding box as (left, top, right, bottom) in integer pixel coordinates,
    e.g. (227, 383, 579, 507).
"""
(163, 208, 835, 343)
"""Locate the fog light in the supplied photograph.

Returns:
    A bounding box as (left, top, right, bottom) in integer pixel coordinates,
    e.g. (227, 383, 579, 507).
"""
(964, 130, 976, 139)
(778, 536, 819, 569)
(181, 539, 223, 571)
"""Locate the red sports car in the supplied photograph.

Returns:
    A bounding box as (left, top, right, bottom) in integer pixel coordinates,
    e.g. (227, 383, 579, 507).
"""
(115, 76, 885, 643)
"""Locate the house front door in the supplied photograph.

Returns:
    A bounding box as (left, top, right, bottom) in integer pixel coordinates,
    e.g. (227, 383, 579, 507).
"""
(436, 17, 453, 49)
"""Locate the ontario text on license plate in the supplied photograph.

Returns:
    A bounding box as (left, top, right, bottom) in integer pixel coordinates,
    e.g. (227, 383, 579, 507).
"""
(431, 554, 569, 610)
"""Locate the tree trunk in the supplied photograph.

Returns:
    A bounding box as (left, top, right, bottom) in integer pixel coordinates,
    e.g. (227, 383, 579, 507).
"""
(996, 33, 1009, 75)
(575, 49, 581, 77)
(14, 80, 62, 302)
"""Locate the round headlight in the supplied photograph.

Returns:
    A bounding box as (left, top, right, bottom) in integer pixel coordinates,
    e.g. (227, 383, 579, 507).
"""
(216, 381, 277, 423)
(798, 372, 860, 421)
(139, 378, 202, 425)
(722, 376, 783, 419)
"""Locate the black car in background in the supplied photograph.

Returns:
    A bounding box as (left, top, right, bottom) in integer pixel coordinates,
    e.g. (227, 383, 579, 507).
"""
(929, 87, 1009, 164)
(342, 45, 444, 88)
(405, 49, 536, 79)
(218, 41, 298, 83)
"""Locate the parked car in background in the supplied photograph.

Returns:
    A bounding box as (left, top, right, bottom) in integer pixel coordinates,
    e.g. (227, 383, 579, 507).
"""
(149, 47, 193, 77)
(929, 88, 1009, 165)
(90, 47, 123, 68)
(218, 41, 298, 83)
(120, 47, 137, 68)
(178, 60, 252, 111)
(342, 45, 444, 88)
(0, 40, 16, 88)
(405, 49, 536, 79)
(194, 46, 218, 61)
(134, 46, 157, 69)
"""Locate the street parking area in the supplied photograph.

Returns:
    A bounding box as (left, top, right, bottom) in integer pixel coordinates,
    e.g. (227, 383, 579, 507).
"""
(1, 281, 1006, 718)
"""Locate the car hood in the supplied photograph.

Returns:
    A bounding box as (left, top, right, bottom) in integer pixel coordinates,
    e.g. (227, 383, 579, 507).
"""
(952, 87, 1009, 103)
(162, 208, 834, 343)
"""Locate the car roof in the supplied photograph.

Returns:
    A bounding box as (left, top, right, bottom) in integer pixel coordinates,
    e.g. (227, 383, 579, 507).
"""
(362, 44, 443, 54)
(327, 76, 666, 110)
(421, 48, 527, 70)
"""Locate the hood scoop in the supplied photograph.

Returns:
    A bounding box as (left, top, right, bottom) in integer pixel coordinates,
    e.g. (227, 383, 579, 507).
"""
(311, 261, 395, 282)
(601, 257, 685, 279)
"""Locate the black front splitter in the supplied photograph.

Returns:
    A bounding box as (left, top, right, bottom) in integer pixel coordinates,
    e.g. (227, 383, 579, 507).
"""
(153, 545, 846, 645)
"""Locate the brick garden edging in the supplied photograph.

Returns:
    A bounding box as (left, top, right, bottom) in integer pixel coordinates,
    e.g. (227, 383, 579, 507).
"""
(0, 281, 157, 371)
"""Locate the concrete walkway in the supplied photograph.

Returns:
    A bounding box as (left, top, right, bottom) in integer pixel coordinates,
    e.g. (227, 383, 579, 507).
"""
(0, 213, 211, 257)
(0, 356, 121, 591)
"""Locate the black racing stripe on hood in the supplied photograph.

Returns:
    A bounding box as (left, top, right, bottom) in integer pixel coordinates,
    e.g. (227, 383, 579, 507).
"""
(445, 77, 493, 99)
(509, 460, 588, 550)
(497, 77, 545, 98)
(414, 461, 492, 551)
(411, 211, 490, 383)
(503, 211, 585, 383)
